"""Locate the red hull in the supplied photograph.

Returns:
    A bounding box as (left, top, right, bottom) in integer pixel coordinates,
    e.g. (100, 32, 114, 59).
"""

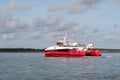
(45, 50, 85, 57)
(45, 50, 101, 57)
(86, 50, 101, 56)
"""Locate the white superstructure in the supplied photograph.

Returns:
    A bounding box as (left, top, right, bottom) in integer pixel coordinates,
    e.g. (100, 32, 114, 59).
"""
(45, 34, 93, 51)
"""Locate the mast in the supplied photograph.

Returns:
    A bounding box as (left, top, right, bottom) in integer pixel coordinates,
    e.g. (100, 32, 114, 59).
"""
(63, 32, 69, 46)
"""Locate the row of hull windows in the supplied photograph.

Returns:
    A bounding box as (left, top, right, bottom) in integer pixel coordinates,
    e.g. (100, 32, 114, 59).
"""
(45, 49, 78, 52)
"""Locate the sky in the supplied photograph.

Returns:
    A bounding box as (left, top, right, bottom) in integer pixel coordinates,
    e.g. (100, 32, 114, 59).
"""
(0, 0, 120, 49)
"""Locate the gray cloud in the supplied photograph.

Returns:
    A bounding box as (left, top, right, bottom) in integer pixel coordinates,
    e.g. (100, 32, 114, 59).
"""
(48, 0, 102, 14)
(113, 24, 118, 28)
(33, 14, 61, 27)
(1, 0, 120, 48)
(1, 0, 88, 48)
(0, 14, 28, 34)
(71, 0, 101, 5)
(48, 0, 120, 14)
(33, 17, 46, 27)
(55, 22, 79, 32)
(33, 14, 80, 34)
(32, 13, 88, 45)
(69, 0, 102, 13)
(92, 28, 100, 33)
(46, 14, 61, 26)
(112, 0, 120, 4)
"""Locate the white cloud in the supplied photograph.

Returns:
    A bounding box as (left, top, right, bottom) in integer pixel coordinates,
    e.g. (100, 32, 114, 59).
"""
(1, 0, 120, 48)
(5, 20, 26, 28)
(5, 0, 16, 12)
(49, 5, 65, 12)
(5, 0, 32, 12)
(0, 14, 28, 34)
(0, 34, 15, 40)
(68, 4, 88, 14)
(22, 31, 42, 39)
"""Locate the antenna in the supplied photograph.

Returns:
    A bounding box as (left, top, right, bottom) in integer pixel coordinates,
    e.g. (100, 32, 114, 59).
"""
(63, 32, 69, 45)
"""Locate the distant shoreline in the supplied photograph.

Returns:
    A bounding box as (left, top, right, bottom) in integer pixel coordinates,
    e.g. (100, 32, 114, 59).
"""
(0, 48, 120, 53)
(0, 48, 44, 53)
(91, 48, 120, 53)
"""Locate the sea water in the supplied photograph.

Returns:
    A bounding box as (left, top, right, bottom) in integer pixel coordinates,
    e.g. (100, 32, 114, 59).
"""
(0, 52, 120, 80)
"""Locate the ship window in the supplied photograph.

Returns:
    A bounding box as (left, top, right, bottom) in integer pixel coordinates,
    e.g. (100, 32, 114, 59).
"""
(57, 49, 70, 52)
(72, 48, 78, 50)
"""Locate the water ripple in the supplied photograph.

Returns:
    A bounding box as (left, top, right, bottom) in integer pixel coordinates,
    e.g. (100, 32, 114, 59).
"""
(0, 53, 120, 80)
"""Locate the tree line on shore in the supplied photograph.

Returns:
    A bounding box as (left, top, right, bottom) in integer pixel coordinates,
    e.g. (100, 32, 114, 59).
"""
(0, 48, 120, 53)
(0, 48, 44, 52)
(91, 48, 120, 53)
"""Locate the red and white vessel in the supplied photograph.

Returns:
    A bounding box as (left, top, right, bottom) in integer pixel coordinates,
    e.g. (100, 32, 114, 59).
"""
(45, 34, 101, 57)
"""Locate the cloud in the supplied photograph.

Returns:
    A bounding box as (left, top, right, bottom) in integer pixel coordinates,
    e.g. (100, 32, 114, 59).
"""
(0, 14, 28, 34)
(1, 0, 120, 48)
(6, 0, 16, 12)
(68, 4, 88, 14)
(6, 20, 27, 29)
(48, 0, 102, 14)
(32, 14, 88, 45)
(19, 30, 42, 39)
(33, 14, 80, 33)
(108, 0, 120, 6)
(0, 34, 15, 40)
(33, 14, 61, 28)
(101, 32, 120, 45)
(33, 17, 46, 27)
(15, 5, 32, 11)
(48, 0, 120, 14)
(0, 0, 42, 42)
(92, 28, 100, 33)
(71, 0, 101, 5)
(5, 0, 32, 12)
(46, 14, 61, 26)
(49, 5, 65, 12)
(112, 0, 120, 4)
(0, 14, 42, 41)
(113, 24, 118, 28)
(55, 22, 79, 32)
(69, 0, 102, 13)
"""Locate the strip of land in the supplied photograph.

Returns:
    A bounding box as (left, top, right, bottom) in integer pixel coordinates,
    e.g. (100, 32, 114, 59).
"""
(91, 48, 120, 53)
(0, 48, 44, 53)
(0, 48, 120, 53)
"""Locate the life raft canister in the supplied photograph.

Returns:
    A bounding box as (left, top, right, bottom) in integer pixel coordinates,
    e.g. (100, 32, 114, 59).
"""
(56, 41, 63, 46)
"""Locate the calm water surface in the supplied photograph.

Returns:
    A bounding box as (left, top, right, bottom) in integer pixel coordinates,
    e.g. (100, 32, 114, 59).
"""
(0, 52, 120, 80)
